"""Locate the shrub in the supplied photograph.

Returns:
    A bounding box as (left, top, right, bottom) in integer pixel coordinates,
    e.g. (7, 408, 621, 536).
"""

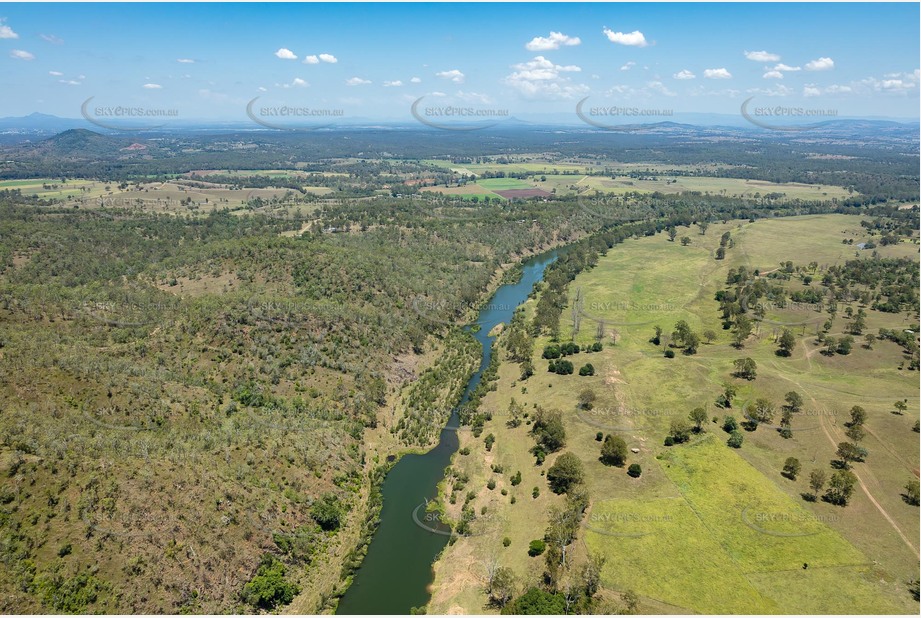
(627, 464, 642, 478)
(527, 539, 546, 557)
(242, 554, 299, 610)
(727, 431, 744, 448)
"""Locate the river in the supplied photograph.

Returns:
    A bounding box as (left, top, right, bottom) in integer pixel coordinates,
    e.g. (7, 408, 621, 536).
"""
(335, 249, 559, 614)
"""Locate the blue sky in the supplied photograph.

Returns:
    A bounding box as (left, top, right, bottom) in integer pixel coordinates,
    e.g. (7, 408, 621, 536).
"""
(0, 2, 918, 124)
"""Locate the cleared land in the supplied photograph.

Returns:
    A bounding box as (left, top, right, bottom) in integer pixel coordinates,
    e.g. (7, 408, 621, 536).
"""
(428, 214, 918, 614)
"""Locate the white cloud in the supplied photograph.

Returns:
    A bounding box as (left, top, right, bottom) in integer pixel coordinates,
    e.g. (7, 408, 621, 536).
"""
(275, 48, 297, 60)
(773, 63, 801, 72)
(825, 84, 853, 94)
(504, 55, 587, 99)
(746, 84, 793, 97)
(602, 28, 648, 47)
(346, 76, 371, 86)
(318, 53, 337, 64)
(763, 70, 784, 80)
(410, 76, 421, 83)
(673, 69, 695, 80)
(620, 61, 635, 72)
(177, 58, 195, 64)
(383, 80, 403, 87)
(455, 90, 492, 104)
(258, 86, 267, 92)
(704, 68, 732, 79)
(291, 77, 308, 88)
(0, 20, 18, 39)
(436, 69, 465, 83)
(646, 80, 676, 97)
(525, 31, 581, 51)
(59, 79, 81, 86)
(803, 85, 822, 98)
(303, 55, 319, 64)
(48, 70, 63, 76)
(10, 49, 34, 60)
(142, 83, 162, 89)
(40, 34, 63, 44)
(744, 50, 780, 62)
(805, 57, 834, 71)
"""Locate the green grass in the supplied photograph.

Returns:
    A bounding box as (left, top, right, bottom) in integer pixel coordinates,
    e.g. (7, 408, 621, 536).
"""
(476, 178, 536, 191)
(585, 497, 777, 613)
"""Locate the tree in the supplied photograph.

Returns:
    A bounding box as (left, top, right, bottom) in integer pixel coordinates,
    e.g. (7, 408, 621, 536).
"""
(749, 398, 775, 428)
(698, 221, 710, 235)
(894, 400, 908, 415)
(779, 408, 793, 439)
(703, 329, 717, 344)
(782, 457, 801, 480)
(503, 588, 565, 615)
(716, 383, 737, 408)
(669, 418, 692, 443)
(836, 442, 864, 468)
(242, 554, 300, 610)
(487, 566, 516, 608)
(837, 335, 854, 355)
(547, 452, 584, 494)
(310, 493, 343, 531)
(578, 389, 596, 410)
(844, 424, 865, 443)
(732, 316, 753, 348)
(848, 405, 867, 427)
(904, 480, 920, 506)
(777, 329, 796, 356)
(600, 435, 628, 467)
(784, 391, 803, 413)
(689, 407, 708, 432)
(727, 430, 744, 448)
(722, 415, 738, 433)
(578, 363, 595, 376)
(667, 227, 678, 242)
(715, 246, 726, 260)
(824, 469, 858, 506)
(680, 236, 691, 246)
(531, 408, 566, 453)
(808, 469, 827, 501)
(863, 333, 876, 349)
(627, 463, 642, 478)
(733, 357, 757, 380)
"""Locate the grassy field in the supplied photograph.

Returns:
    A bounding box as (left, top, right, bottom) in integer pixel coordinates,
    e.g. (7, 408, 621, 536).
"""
(428, 214, 919, 614)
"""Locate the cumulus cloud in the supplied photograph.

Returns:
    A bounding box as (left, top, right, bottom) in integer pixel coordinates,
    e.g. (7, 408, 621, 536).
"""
(744, 50, 780, 62)
(620, 61, 635, 71)
(773, 63, 801, 72)
(275, 48, 297, 60)
(177, 58, 195, 64)
(803, 85, 822, 98)
(383, 80, 403, 87)
(142, 83, 162, 89)
(10, 49, 34, 60)
(410, 76, 421, 83)
(603, 28, 648, 47)
(504, 55, 587, 99)
(805, 57, 834, 71)
(40, 34, 63, 44)
(673, 69, 695, 80)
(525, 31, 581, 51)
(436, 69, 465, 83)
(763, 71, 783, 79)
(346, 76, 371, 86)
(704, 68, 732, 79)
(318, 53, 337, 63)
(303, 55, 319, 64)
(0, 20, 18, 39)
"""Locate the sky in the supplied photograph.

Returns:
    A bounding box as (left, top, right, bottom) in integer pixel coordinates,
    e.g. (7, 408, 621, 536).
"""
(0, 2, 919, 125)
